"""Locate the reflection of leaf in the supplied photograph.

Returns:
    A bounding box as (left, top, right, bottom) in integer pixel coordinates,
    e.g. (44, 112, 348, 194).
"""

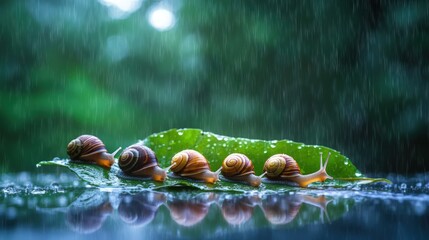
(38, 128, 389, 191)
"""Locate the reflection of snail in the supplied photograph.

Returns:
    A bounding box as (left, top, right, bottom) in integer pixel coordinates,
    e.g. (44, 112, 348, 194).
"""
(167, 193, 216, 227)
(220, 153, 262, 187)
(118, 192, 166, 227)
(262, 152, 332, 187)
(168, 150, 219, 184)
(118, 144, 167, 182)
(261, 194, 331, 225)
(65, 193, 113, 234)
(67, 135, 121, 169)
(220, 195, 260, 225)
(260, 194, 302, 225)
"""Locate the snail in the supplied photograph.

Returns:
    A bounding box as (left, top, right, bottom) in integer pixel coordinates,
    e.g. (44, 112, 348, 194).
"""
(65, 191, 113, 234)
(261, 194, 302, 225)
(261, 194, 332, 225)
(167, 192, 216, 227)
(262, 152, 332, 187)
(118, 144, 167, 182)
(168, 150, 220, 184)
(118, 192, 166, 227)
(220, 195, 260, 225)
(220, 153, 262, 187)
(67, 135, 121, 169)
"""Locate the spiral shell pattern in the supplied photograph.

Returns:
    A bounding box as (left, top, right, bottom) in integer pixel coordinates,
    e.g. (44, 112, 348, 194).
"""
(263, 154, 301, 179)
(67, 135, 107, 160)
(221, 153, 255, 177)
(170, 150, 210, 177)
(119, 144, 158, 174)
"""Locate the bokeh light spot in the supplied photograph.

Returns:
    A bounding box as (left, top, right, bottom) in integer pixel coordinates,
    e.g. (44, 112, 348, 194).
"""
(148, 7, 176, 31)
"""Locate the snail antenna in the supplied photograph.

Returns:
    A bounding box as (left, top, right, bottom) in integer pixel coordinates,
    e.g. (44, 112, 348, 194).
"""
(164, 162, 176, 172)
(323, 152, 331, 169)
(111, 147, 122, 158)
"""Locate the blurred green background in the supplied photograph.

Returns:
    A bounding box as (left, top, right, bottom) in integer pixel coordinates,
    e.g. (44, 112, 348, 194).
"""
(0, 0, 428, 174)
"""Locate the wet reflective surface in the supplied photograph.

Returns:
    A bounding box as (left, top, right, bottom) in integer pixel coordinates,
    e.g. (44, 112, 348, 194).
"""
(1, 173, 429, 239)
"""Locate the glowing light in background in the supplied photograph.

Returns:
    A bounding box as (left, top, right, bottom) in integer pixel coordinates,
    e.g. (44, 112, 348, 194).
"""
(147, 6, 176, 31)
(98, 0, 143, 19)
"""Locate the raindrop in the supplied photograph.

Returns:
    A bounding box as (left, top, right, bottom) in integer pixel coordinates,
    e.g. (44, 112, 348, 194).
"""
(355, 172, 362, 177)
(415, 182, 422, 189)
(50, 182, 64, 193)
(215, 135, 223, 141)
(57, 196, 68, 207)
(31, 187, 46, 195)
(3, 185, 18, 195)
(177, 131, 184, 136)
(270, 144, 276, 148)
(399, 183, 407, 191)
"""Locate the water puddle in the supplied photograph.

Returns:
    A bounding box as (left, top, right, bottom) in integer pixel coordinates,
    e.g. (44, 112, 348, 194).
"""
(1, 173, 428, 239)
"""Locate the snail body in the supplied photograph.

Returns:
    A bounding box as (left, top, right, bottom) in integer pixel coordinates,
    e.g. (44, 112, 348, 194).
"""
(118, 144, 166, 182)
(262, 152, 332, 188)
(220, 153, 261, 187)
(169, 150, 219, 184)
(67, 135, 120, 169)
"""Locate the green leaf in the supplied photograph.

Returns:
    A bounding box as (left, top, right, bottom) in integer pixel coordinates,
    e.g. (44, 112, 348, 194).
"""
(38, 128, 390, 191)
(143, 128, 363, 178)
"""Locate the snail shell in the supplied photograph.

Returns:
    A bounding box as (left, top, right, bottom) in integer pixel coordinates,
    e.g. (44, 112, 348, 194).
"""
(263, 154, 301, 179)
(220, 153, 261, 187)
(169, 150, 219, 184)
(168, 200, 210, 227)
(66, 197, 113, 234)
(67, 135, 118, 169)
(262, 153, 332, 188)
(118, 192, 165, 227)
(118, 144, 166, 182)
(221, 195, 259, 225)
(261, 194, 301, 225)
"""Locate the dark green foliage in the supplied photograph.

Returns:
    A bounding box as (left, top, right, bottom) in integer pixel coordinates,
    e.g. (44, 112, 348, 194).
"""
(1, 0, 428, 174)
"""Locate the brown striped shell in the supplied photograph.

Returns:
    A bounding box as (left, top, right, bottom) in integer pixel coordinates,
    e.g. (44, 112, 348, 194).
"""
(221, 153, 255, 177)
(67, 135, 107, 160)
(170, 150, 211, 177)
(118, 144, 159, 174)
(263, 154, 301, 180)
